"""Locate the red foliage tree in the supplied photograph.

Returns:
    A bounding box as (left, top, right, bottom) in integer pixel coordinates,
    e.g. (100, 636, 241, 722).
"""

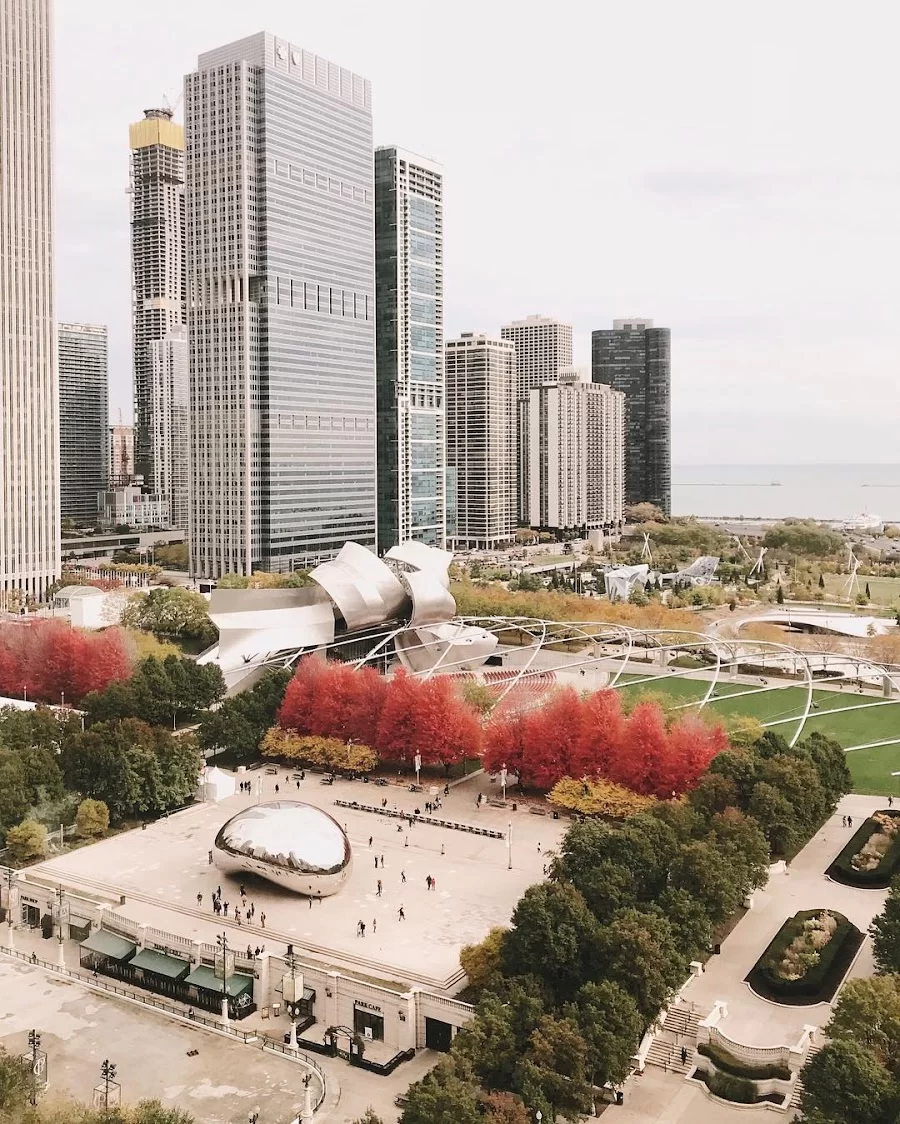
(374, 670, 482, 767)
(661, 713, 728, 795)
(0, 620, 132, 705)
(278, 657, 389, 744)
(609, 701, 671, 797)
(575, 689, 625, 779)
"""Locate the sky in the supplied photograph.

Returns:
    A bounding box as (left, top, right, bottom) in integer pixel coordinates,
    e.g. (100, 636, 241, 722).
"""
(55, 0, 900, 465)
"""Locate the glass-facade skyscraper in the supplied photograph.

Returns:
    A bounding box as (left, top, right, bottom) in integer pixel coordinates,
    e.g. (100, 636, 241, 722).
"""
(185, 33, 376, 577)
(592, 319, 671, 516)
(58, 323, 109, 522)
(0, 0, 58, 606)
(375, 147, 445, 550)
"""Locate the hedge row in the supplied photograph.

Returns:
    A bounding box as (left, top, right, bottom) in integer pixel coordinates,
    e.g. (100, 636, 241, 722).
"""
(697, 1042, 792, 1082)
(826, 811, 900, 889)
(694, 1070, 782, 1105)
(746, 909, 864, 1004)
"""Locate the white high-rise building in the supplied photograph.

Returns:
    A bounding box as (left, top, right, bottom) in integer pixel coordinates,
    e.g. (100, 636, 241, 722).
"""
(500, 314, 573, 401)
(0, 0, 58, 606)
(149, 327, 189, 530)
(445, 333, 515, 549)
(129, 108, 185, 495)
(186, 32, 376, 579)
(375, 147, 445, 551)
(519, 369, 625, 533)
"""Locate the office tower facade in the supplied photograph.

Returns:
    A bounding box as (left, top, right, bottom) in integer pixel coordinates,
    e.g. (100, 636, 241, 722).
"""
(129, 107, 185, 493)
(592, 318, 671, 515)
(500, 314, 573, 401)
(149, 327, 189, 529)
(186, 33, 376, 578)
(109, 423, 135, 486)
(0, 0, 58, 605)
(445, 334, 515, 549)
(375, 146, 445, 551)
(58, 324, 109, 522)
(518, 369, 624, 533)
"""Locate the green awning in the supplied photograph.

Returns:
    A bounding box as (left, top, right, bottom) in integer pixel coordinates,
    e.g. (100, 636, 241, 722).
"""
(184, 965, 254, 998)
(130, 948, 191, 980)
(80, 930, 136, 961)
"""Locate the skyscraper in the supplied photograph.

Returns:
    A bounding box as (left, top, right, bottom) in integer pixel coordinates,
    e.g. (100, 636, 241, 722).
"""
(149, 327, 189, 529)
(518, 369, 624, 533)
(186, 33, 376, 578)
(445, 334, 515, 549)
(58, 324, 109, 522)
(375, 147, 445, 551)
(592, 319, 671, 516)
(0, 0, 58, 606)
(109, 422, 135, 487)
(500, 315, 573, 401)
(129, 107, 185, 498)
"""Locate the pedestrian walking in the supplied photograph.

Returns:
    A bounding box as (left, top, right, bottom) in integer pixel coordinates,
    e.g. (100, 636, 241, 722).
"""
(440, 843, 445, 856)
(260, 912, 266, 929)
(377, 879, 382, 897)
(250, 903, 255, 917)
(275, 783, 279, 794)
(431, 875, 437, 891)
(380, 854, 385, 868)
(537, 842, 542, 854)
(374, 855, 378, 869)
(217, 885, 222, 897)
(889, 795, 894, 808)
(246, 908, 251, 923)
(398, 906, 405, 921)
(208, 850, 213, 864)
(223, 902, 229, 917)
(296, 780, 300, 790)
(848, 815, 853, 828)
(842, 815, 847, 827)
(444, 784, 449, 796)
(404, 837, 408, 848)
(197, 892, 202, 906)
(681, 1047, 687, 1066)
(369, 835, 373, 847)
(401, 870, 406, 883)
(236, 912, 242, 926)
(357, 920, 363, 937)
(426, 875, 432, 890)
(373, 918, 377, 934)
(361, 921, 366, 937)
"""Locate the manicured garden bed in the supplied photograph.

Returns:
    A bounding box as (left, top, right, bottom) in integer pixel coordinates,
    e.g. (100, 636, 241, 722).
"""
(827, 811, 900, 889)
(745, 909, 864, 1005)
(692, 1070, 786, 1106)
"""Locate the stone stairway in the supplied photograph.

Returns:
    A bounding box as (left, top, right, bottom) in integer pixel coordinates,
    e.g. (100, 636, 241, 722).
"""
(644, 1003, 702, 1073)
(789, 1044, 821, 1110)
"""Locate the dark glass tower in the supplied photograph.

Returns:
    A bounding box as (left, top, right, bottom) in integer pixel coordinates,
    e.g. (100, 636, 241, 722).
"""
(591, 319, 671, 516)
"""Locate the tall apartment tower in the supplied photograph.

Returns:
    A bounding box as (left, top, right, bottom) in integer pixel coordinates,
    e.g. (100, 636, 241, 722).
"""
(500, 315, 573, 401)
(149, 327, 189, 530)
(109, 423, 135, 487)
(186, 33, 376, 578)
(129, 108, 186, 504)
(0, 0, 58, 605)
(375, 147, 445, 551)
(58, 324, 109, 522)
(445, 334, 515, 549)
(518, 369, 624, 533)
(592, 319, 671, 516)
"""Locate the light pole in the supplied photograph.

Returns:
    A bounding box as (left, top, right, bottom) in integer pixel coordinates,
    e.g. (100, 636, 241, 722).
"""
(100, 1059, 117, 1115)
(27, 1030, 41, 1106)
(216, 931, 230, 1023)
(4, 869, 16, 951)
(500, 765, 507, 802)
(507, 822, 512, 870)
(414, 752, 422, 788)
(285, 945, 300, 1048)
(54, 885, 66, 967)
(891, 771, 900, 801)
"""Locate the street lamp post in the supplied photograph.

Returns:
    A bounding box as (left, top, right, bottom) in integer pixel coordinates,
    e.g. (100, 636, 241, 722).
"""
(216, 931, 229, 1023)
(27, 1030, 41, 1106)
(500, 765, 507, 802)
(4, 868, 16, 951)
(55, 885, 66, 967)
(285, 945, 300, 1048)
(100, 1060, 117, 1115)
(507, 822, 512, 870)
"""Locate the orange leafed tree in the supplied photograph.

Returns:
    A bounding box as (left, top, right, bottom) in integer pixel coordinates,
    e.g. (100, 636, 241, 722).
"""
(0, 620, 132, 704)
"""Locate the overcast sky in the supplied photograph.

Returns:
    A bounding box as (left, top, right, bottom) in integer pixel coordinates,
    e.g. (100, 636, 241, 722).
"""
(55, 0, 899, 465)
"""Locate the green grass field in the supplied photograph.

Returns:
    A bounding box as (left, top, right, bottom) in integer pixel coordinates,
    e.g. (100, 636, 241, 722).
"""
(823, 572, 900, 609)
(615, 673, 900, 794)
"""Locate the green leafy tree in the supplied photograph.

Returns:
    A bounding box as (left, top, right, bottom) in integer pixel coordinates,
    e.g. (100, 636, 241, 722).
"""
(502, 883, 600, 1002)
(75, 798, 109, 838)
(479, 1091, 530, 1124)
(517, 1015, 591, 1122)
(400, 1058, 482, 1124)
(826, 976, 900, 1075)
(596, 908, 685, 1021)
(566, 980, 643, 1086)
(5, 819, 49, 862)
(871, 877, 900, 975)
(668, 840, 744, 925)
(799, 1039, 895, 1124)
(687, 772, 739, 823)
(706, 808, 770, 891)
(0, 754, 29, 838)
(196, 668, 291, 763)
(653, 887, 714, 962)
(799, 732, 852, 808)
(121, 587, 218, 649)
(0, 1046, 31, 1113)
(746, 780, 798, 854)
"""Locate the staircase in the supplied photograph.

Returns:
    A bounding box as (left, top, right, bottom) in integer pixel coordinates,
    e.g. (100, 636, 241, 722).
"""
(789, 1044, 821, 1111)
(644, 1003, 702, 1074)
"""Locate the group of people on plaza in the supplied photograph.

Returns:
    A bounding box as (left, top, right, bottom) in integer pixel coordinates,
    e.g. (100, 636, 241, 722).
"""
(202, 885, 266, 930)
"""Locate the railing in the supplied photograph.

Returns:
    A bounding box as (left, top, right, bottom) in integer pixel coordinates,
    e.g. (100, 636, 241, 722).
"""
(259, 1040, 327, 1110)
(709, 1027, 794, 1066)
(333, 799, 506, 840)
(415, 991, 476, 1019)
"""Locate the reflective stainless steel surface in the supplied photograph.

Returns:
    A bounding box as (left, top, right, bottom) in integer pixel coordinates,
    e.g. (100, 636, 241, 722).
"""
(214, 801, 352, 896)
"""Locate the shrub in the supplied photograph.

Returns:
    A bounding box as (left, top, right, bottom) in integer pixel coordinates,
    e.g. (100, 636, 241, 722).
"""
(697, 1042, 792, 1082)
(705, 1071, 758, 1104)
(260, 728, 377, 773)
(747, 909, 864, 1003)
(5, 819, 49, 862)
(75, 798, 109, 838)
(827, 811, 900, 888)
(548, 777, 656, 819)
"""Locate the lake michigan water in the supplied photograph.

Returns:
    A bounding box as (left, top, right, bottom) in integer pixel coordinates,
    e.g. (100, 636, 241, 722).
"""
(672, 464, 900, 522)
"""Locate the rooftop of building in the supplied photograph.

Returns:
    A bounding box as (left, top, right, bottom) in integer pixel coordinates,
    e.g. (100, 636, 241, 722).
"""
(501, 314, 573, 329)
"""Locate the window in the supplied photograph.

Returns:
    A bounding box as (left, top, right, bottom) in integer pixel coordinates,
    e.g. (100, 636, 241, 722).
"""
(410, 295, 436, 325)
(410, 232, 436, 263)
(411, 326, 435, 352)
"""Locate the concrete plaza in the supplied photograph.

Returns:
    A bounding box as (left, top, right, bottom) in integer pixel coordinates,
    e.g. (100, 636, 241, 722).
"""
(32, 770, 566, 990)
(0, 951, 429, 1123)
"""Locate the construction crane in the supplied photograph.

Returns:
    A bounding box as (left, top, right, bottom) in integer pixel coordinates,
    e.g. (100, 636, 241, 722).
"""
(161, 87, 184, 118)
